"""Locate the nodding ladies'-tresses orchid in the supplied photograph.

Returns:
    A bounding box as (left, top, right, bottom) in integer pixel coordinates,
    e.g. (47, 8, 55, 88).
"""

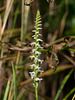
(29, 10, 44, 100)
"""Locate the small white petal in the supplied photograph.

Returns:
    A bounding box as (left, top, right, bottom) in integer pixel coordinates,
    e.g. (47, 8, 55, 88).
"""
(35, 21, 42, 23)
(36, 32, 39, 34)
(35, 78, 43, 82)
(33, 83, 35, 87)
(32, 49, 36, 53)
(39, 34, 42, 36)
(29, 72, 35, 79)
(32, 35, 35, 37)
(39, 46, 43, 49)
(32, 30, 36, 32)
(30, 42, 36, 46)
(35, 44, 43, 49)
(32, 35, 36, 39)
(38, 24, 42, 26)
(37, 28, 42, 30)
(35, 51, 41, 55)
(30, 64, 36, 68)
(30, 55, 35, 59)
(34, 57, 38, 62)
(36, 44, 43, 49)
(34, 37, 36, 39)
(38, 70, 44, 74)
(37, 39, 43, 42)
(36, 44, 40, 47)
(34, 26, 42, 30)
(35, 66, 41, 70)
(34, 58, 43, 64)
(38, 59, 43, 64)
(36, 16, 41, 19)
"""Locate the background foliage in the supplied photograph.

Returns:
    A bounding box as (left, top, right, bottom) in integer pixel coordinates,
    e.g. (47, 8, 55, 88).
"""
(0, 0, 75, 100)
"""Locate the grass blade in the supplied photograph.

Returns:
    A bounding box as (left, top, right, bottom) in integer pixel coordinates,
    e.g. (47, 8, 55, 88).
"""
(3, 79, 10, 100)
(63, 88, 75, 100)
(1, 0, 15, 39)
(54, 69, 74, 100)
(12, 62, 17, 100)
(11, 1, 20, 34)
(8, 79, 14, 100)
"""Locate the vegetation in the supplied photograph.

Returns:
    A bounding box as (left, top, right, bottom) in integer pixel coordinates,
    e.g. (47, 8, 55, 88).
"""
(0, 0, 75, 100)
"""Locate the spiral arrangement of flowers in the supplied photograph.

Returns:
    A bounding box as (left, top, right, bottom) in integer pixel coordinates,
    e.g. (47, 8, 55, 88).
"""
(29, 10, 44, 100)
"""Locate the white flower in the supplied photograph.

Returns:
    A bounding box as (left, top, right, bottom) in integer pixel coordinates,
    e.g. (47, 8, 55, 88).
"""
(35, 66, 41, 70)
(35, 21, 42, 23)
(34, 26, 42, 30)
(39, 46, 43, 49)
(30, 64, 36, 69)
(32, 35, 37, 39)
(29, 72, 35, 79)
(35, 51, 41, 55)
(33, 83, 35, 87)
(34, 57, 38, 62)
(38, 24, 42, 26)
(32, 30, 36, 33)
(36, 43, 40, 47)
(35, 43, 43, 49)
(36, 31, 39, 34)
(37, 27, 42, 30)
(38, 59, 43, 64)
(30, 42, 36, 46)
(33, 37, 36, 39)
(38, 70, 44, 74)
(34, 25, 42, 28)
(32, 49, 36, 53)
(33, 32, 42, 36)
(34, 58, 43, 64)
(32, 35, 35, 38)
(37, 39, 43, 42)
(39, 34, 42, 36)
(30, 55, 35, 59)
(35, 78, 43, 82)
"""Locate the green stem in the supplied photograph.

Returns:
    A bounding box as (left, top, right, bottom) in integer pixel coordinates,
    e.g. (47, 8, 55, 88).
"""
(34, 66, 38, 100)
(68, 48, 75, 52)
(35, 83, 38, 100)
(34, 74, 38, 100)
